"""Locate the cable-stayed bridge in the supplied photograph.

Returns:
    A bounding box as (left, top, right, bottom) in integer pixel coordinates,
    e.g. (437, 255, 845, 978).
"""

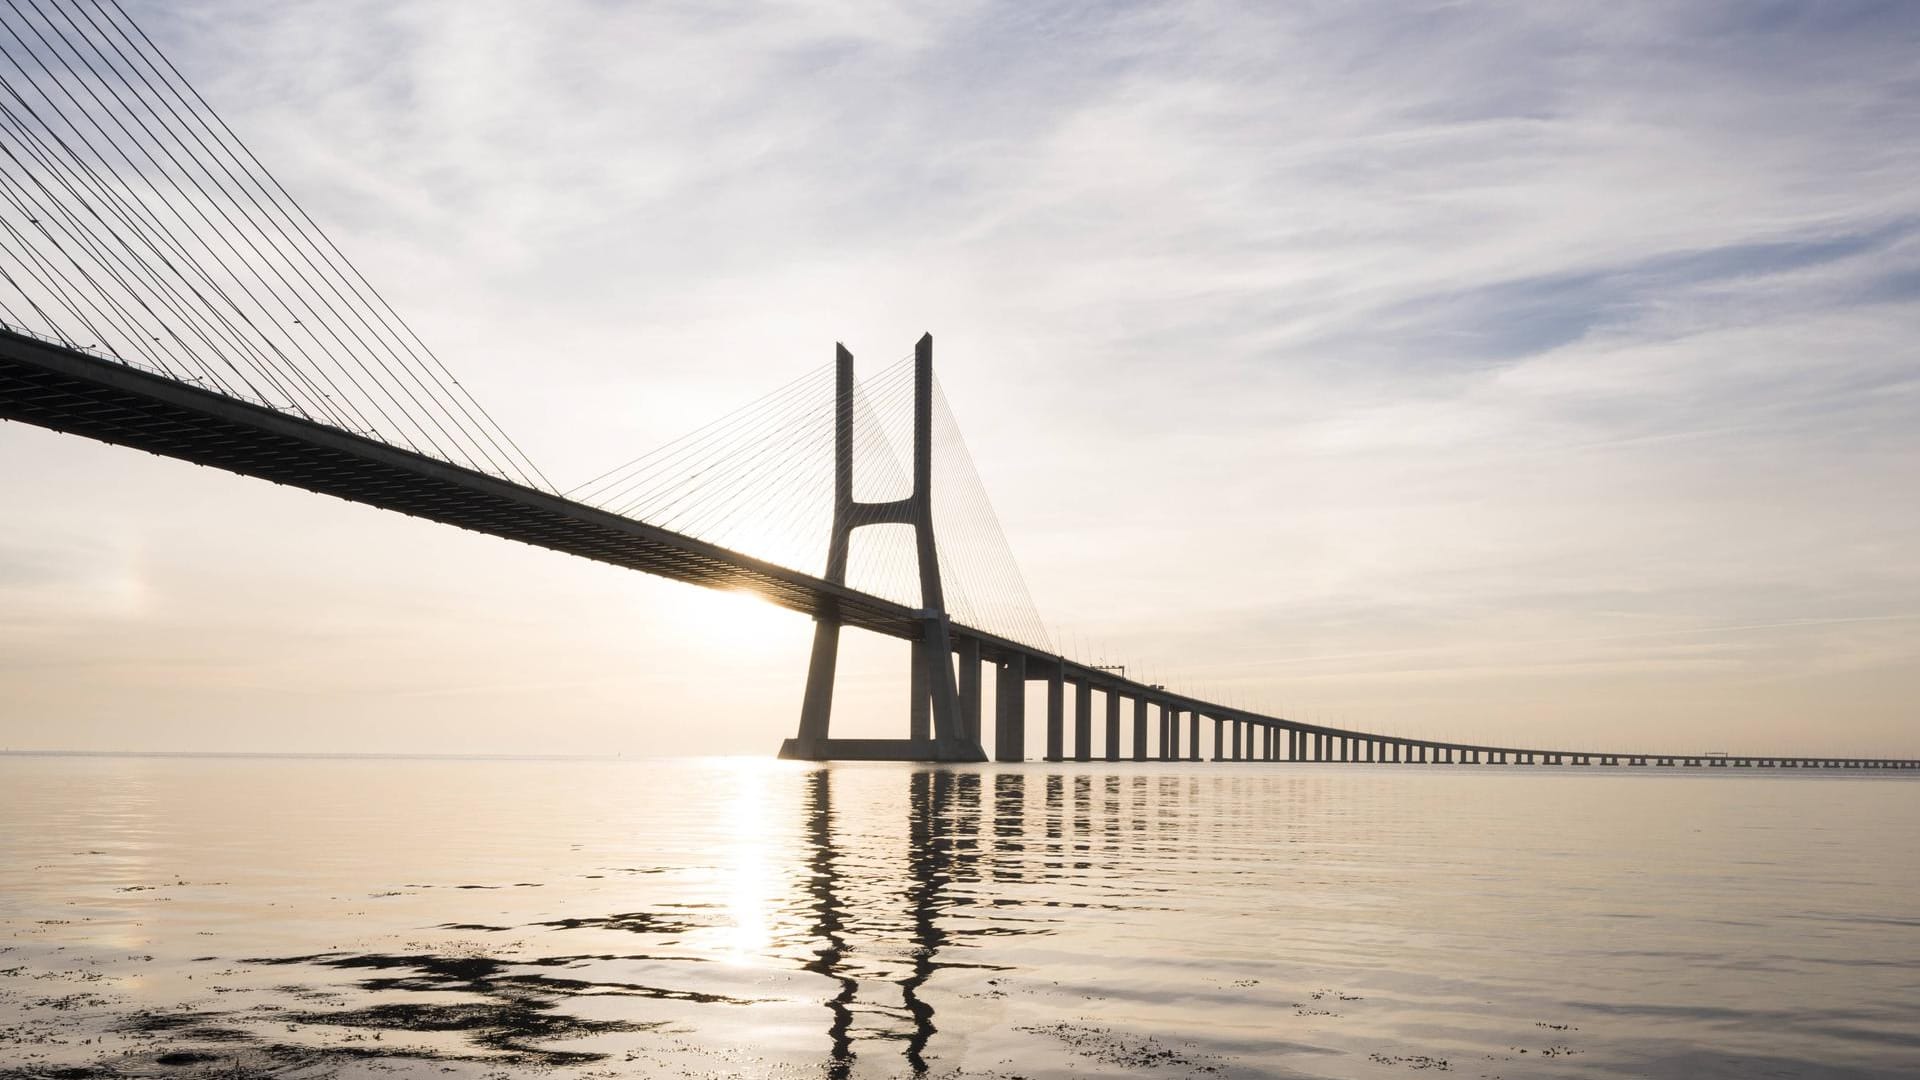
(0, 1, 1913, 771)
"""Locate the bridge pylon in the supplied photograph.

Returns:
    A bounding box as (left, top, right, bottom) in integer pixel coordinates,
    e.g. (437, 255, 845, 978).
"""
(778, 334, 985, 763)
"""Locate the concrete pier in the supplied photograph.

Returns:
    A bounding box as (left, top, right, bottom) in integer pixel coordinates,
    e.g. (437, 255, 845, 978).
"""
(993, 654, 1025, 762)
(1105, 690, 1122, 763)
(957, 638, 981, 746)
(1045, 667, 1064, 762)
(1074, 680, 1092, 762)
(909, 639, 930, 743)
(1132, 697, 1149, 762)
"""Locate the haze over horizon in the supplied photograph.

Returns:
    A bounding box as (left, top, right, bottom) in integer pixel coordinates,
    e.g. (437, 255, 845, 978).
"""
(3, 0, 1917, 758)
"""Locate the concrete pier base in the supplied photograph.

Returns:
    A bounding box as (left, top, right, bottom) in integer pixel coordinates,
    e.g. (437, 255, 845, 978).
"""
(779, 737, 986, 762)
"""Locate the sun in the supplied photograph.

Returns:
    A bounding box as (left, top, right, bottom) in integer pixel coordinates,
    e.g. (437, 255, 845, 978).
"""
(666, 585, 801, 655)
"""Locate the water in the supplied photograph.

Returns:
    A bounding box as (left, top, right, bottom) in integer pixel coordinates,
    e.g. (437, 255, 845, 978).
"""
(1, 755, 1916, 1079)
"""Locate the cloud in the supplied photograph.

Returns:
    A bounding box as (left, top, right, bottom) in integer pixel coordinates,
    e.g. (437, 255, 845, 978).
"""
(2, 0, 1912, 753)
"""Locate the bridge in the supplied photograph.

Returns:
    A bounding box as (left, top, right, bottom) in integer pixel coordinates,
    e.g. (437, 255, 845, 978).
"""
(0, 1, 1913, 772)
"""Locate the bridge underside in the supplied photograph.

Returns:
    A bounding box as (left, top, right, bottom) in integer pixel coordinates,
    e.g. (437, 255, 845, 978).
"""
(0, 330, 922, 638)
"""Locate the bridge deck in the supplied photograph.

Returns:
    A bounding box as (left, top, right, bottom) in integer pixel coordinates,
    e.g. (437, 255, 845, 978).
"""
(0, 328, 923, 639)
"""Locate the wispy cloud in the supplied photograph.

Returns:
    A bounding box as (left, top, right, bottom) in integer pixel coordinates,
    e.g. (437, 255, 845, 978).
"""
(2, 0, 1913, 753)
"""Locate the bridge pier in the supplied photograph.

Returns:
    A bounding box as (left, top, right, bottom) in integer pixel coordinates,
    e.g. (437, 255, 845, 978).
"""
(958, 638, 982, 746)
(1044, 667, 1064, 762)
(1189, 712, 1201, 761)
(1074, 680, 1093, 762)
(994, 654, 1026, 762)
(1105, 690, 1122, 762)
(1132, 697, 1149, 762)
(909, 641, 930, 741)
(1212, 716, 1224, 760)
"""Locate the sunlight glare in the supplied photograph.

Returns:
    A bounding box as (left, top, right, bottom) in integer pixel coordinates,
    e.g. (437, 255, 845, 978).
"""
(719, 759, 777, 965)
(665, 586, 796, 657)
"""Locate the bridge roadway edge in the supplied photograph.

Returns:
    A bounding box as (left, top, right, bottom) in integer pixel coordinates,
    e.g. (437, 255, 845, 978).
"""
(4, 328, 1916, 771)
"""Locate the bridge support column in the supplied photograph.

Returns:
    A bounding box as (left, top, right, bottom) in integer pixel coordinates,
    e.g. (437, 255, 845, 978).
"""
(957, 637, 982, 746)
(784, 614, 842, 760)
(1189, 712, 1201, 761)
(909, 639, 930, 742)
(1045, 666, 1064, 762)
(1074, 680, 1093, 762)
(1132, 697, 1148, 762)
(1105, 690, 1122, 762)
(994, 653, 1026, 762)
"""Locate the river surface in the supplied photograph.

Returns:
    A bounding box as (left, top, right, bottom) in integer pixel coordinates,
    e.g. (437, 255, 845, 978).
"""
(1, 754, 1916, 1078)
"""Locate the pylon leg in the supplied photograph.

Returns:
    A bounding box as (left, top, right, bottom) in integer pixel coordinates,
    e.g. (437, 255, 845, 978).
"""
(779, 615, 841, 760)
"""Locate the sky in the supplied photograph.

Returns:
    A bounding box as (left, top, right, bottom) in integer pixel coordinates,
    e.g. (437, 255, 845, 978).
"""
(2, 0, 1917, 757)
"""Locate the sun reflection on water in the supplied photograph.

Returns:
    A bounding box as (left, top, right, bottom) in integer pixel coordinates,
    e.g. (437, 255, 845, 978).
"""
(716, 758, 784, 966)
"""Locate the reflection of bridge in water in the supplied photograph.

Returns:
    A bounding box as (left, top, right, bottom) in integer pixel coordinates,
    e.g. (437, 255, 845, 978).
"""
(799, 767, 1138, 1075)
(0, 2, 1914, 771)
(802, 768, 980, 1077)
